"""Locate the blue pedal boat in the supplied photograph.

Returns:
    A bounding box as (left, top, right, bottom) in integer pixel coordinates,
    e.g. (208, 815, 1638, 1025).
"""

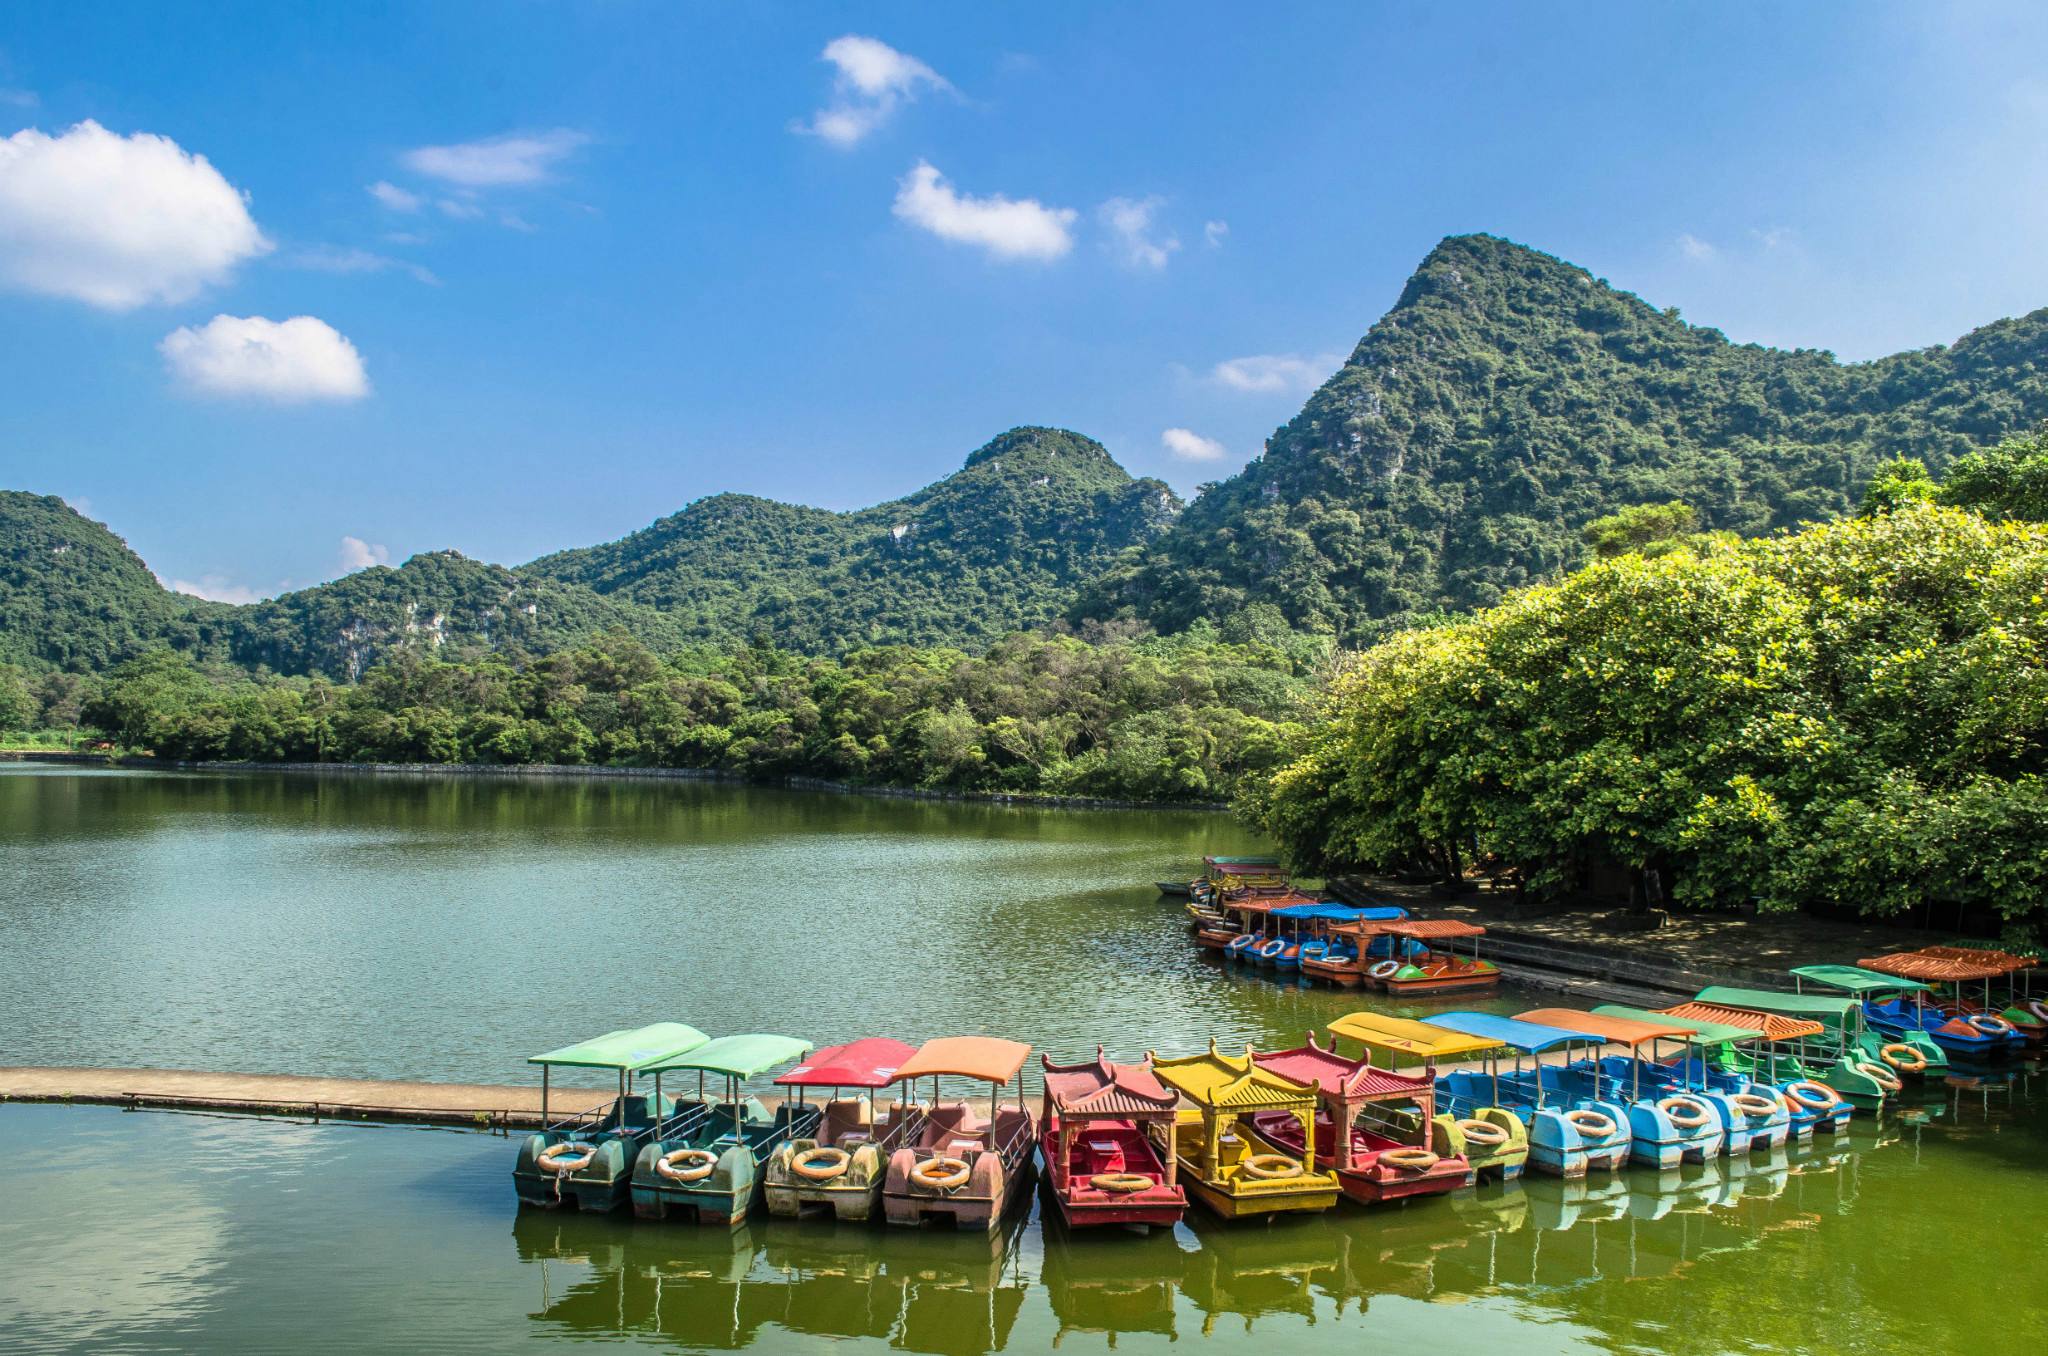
(1426, 1010, 1630, 1178)
(631, 1033, 821, 1227)
(513, 1022, 709, 1211)
(1516, 1009, 1724, 1168)
(1590, 1004, 1794, 1154)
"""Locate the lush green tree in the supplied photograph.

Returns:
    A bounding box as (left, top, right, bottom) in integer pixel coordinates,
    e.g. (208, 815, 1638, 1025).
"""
(1938, 430, 2048, 521)
(1859, 457, 1939, 516)
(1581, 501, 1700, 557)
(0, 662, 34, 731)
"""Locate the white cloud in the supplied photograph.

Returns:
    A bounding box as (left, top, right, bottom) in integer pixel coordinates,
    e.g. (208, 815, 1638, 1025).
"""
(0, 119, 270, 309)
(1204, 219, 1229, 247)
(797, 35, 950, 147)
(437, 196, 483, 220)
(892, 161, 1075, 261)
(159, 314, 370, 403)
(1161, 427, 1228, 462)
(1208, 352, 1340, 395)
(1677, 232, 1718, 263)
(0, 88, 35, 108)
(169, 573, 262, 605)
(367, 180, 421, 212)
(1099, 196, 1179, 270)
(1750, 225, 1795, 251)
(338, 536, 390, 572)
(401, 129, 587, 187)
(289, 245, 437, 285)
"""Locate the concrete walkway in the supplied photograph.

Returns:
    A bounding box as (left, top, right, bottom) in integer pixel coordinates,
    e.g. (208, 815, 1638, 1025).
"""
(0, 1066, 616, 1130)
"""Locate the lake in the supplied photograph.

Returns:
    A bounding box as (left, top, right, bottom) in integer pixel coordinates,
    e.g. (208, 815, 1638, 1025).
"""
(2, 765, 2045, 1355)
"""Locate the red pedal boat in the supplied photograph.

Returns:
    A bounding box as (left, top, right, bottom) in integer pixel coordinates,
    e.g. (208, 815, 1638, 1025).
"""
(1039, 1048, 1187, 1230)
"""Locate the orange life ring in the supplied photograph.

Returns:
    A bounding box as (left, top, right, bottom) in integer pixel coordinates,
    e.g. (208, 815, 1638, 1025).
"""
(1456, 1118, 1509, 1147)
(1851, 1059, 1902, 1093)
(1783, 1081, 1840, 1112)
(1878, 1043, 1928, 1073)
(791, 1146, 851, 1182)
(1658, 1095, 1711, 1129)
(656, 1147, 719, 1182)
(1238, 1153, 1303, 1180)
(1089, 1172, 1154, 1194)
(1380, 1147, 1440, 1172)
(1564, 1108, 1616, 1139)
(909, 1155, 972, 1191)
(1729, 1091, 1780, 1119)
(537, 1141, 597, 1174)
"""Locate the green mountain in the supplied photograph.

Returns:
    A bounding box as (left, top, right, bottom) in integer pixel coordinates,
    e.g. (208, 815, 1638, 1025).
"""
(524, 425, 1182, 650)
(1078, 233, 2048, 638)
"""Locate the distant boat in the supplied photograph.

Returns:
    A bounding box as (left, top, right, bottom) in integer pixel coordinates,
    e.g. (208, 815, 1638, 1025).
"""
(1155, 879, 1195, 897)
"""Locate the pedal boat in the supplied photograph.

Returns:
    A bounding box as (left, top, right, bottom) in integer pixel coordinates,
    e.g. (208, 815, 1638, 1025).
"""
(883, 1036, 1037, 1231)
(1244, 1032, 1473, 1206)
(1039, 1048, 1187, 1230)
(1516, 1009, 1724, 1168)
(1855, 951, 2033, 1057)
(1295, 910, 1417, 987)
(763, 1036, 920, 1222)
(513, 1022, 708, 1212)
(631, 1033, 818, 1226)
(1697, 985, 1911, 1111)
(1373, 920, 1502, 996)
(1591, 1004, 1796, 1153)
(1788, 965, 1955, 1080)
(1146, 1039, 1342, 1220)
(1424, 1009, 1627, 1179)
(1908, 945, 2045, 1042)
(1651, 999, 1835, 1146)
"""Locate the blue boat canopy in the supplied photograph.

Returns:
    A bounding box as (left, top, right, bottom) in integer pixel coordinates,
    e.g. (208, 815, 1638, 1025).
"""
(1428, 1010, 1604, 1053)
(1268, 903, 1408, 922)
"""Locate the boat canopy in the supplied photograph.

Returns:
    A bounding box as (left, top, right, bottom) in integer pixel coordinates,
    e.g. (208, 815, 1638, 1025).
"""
(644, 1033, 814, 1079)
(1251, 1036, 1432, 1103)
(1326, 1011, 1499, 1060)
(1205, 855, 1281, 868)
(893, 1036, 1033, 1086)
(774, 1037, 918, 1089)
(1148, 1040, 1316, 1110)
(1916, 945, 2037, 972)
(1788, 964, 1931, 995)
(1694, 986, 1860, 1018)
(1266, 902, 1406, 922)
(1657, 1001, 1824, 1042)
(1041, 1050, 1179, 1119)
(1857, 951, 2011, 982)
(1380, 919, 1485, 939)
(1592, 1004, 1760, 1046)
(528, 1022, 709, 1071)
(1427, 1010, 1601, 1053)
(1517, 1008, 1693, 1047)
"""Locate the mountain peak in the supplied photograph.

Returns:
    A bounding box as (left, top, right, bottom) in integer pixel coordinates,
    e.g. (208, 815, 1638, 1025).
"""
(959, 425, 1118, 473)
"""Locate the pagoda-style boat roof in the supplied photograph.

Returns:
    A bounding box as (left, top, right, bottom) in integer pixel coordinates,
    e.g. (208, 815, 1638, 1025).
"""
(893, 1036, 1033, 1086)
(1790, 964, 1931, 995)
(1593, 1004, 1761, 1046)
(644, 1033, 814, 1078)
(1857, 951, 2013, 982)
(1517, 1008, 1693, 1048)
(1326, 1012, 1499, 1060)
(528, 1022, 709, 1071)
(1250, 1033, 1431, 1104)
(1148, 1040, 1316, 1110)
(1427, 1009, 1601, 1053)
(1657, 1001, 1823, 1042)
(1041, 1049, 1179, 1119)
(775, 1037, 919, 1089)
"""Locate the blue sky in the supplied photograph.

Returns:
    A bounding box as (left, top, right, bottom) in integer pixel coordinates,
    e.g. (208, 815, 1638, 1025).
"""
(4, 3, 2046, 601)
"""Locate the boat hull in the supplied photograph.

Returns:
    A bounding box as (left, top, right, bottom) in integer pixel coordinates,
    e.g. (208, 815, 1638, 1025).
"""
(1177, 1162, 1342, 1220)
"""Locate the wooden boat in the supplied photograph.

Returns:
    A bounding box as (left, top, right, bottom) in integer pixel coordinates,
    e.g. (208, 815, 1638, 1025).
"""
(1242, 1033, 1473, 1206)
(762, 1037, 920, 1222)
(883, 1037, 1036, 1231)
(630, 1033, 819, 1226)
(1146, 1040, 1342, 1219)
(1422, 1010, 1622, 1178)
(1039, 1048, 1187, 1230)
(1590, 1004, 1793, 1154)
(1291, 909, 1416, 987)
(512, 1022, 708, 1212)
(1514, 1009, 1724, 1168)
(1696, 985, 1908, 1110)
(1374, 919, 1501, 995)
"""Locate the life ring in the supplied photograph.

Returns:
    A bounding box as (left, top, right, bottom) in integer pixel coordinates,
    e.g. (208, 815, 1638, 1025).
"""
(1967, 1013, 2015, 1036)
(1257, 938, 1286, 959)
(1783, 1081, 1840, 1112)
(1226, 934, 1256, 953)
(1380, 1147, 1441, 1172)
(1564, 1109, 1615, 1138)
(537, 1141, 597, 1174)
(1238, 1153, 1303, 1180)
(2030, 999, 2048, 1024)
(1456, 1118, 1508, 1148)
(655, 1147, 719, 1182)
(1851, 1060, 1902, 1093)
(1878, 1043, 1928, 1073)
(1658, 1096, 1712, 1129)
(909, 1155, 972, 1191)
(791, 1146, 851, 1182)
(1729, 1091, 1780, 1119)
(1369, 960, 1402, 980)
(1089, 1172, 1154, 1194)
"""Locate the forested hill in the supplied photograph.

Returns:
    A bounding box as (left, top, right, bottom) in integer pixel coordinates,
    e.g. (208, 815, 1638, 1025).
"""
(1077, 233, 2048, 639)
(523, 426, 1182, 650)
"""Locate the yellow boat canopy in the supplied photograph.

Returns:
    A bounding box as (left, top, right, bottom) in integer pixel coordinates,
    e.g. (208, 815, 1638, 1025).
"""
(1326, 1012, 1499, 1061)
(1148, 1039, 1316, 1110)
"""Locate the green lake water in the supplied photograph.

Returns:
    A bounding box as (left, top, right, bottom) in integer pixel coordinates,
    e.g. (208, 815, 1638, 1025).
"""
(2, 765, 2045, 1354)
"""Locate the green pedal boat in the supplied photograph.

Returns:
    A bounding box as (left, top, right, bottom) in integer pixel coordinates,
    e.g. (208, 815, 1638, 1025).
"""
(631, 1033, 819, 1227)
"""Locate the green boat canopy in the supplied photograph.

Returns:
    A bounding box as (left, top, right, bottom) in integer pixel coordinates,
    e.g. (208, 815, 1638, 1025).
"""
(1788, 964, 1931, 995)
(1695, 986, 1860, 1018)
(644, 1033, 814, 1079)
(1592, 1004, 1761, 1047)
(529, 1022, 709, 1071)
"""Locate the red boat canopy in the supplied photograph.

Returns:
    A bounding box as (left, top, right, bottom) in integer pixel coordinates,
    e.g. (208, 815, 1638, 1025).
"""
(1252, 1035, 1433, 1105)
(775, 1037, 920, 1089)
(1857, 951, 2012, 982)
(1913, 945, 2038, 973)
(1041, 1049, 1179, 1119)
